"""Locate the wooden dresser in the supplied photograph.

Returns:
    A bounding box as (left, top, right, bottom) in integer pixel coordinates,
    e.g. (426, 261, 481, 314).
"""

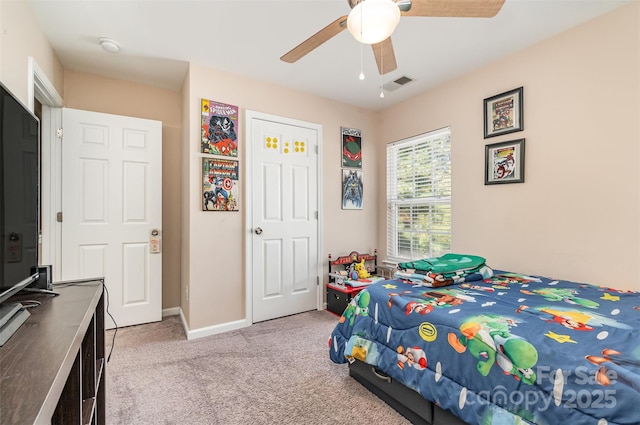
(0, 280, 105, 425)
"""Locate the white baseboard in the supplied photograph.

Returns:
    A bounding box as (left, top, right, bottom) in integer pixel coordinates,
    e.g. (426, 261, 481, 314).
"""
(162, 307, 180, 317)
(178, 309, 250, 340)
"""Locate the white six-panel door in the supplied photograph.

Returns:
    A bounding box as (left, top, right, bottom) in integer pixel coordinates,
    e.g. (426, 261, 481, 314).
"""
(248, 112, 320, 323)
(61, 108, 162, 328)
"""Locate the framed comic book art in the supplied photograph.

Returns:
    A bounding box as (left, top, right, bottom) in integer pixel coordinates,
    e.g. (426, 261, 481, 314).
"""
(202, 158, 239, 211)
(201, 99, 238, 156)
(485, 139, 525, 185)
(483, 87, 524, 139)
(342, 127, 362, 168)
(342, 169, 363, 209)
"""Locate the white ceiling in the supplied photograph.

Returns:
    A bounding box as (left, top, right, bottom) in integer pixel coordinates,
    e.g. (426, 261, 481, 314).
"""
(26, 0, 631, 111)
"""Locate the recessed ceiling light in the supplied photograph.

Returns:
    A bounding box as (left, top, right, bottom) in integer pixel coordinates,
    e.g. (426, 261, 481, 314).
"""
(99, 38, 120, 54)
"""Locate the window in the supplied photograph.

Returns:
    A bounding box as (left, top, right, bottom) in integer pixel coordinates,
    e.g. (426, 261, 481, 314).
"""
(387, 128, 451, 261)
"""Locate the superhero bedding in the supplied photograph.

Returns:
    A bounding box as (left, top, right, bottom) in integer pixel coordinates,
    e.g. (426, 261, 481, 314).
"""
(329, 267, 640, 425)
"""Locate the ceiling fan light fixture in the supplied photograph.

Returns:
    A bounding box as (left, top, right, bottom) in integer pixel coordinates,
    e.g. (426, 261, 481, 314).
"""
(347, 0, 400, 45)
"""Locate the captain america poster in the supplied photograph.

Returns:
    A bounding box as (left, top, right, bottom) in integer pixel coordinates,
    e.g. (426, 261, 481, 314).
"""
(202, 158, 239, 211)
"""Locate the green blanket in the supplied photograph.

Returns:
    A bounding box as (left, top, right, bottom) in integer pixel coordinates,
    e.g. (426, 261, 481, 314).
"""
(398, 253, 486, 275)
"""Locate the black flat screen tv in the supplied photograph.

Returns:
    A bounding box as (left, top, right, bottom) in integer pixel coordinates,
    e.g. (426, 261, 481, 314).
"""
(0, 82, 40, 302)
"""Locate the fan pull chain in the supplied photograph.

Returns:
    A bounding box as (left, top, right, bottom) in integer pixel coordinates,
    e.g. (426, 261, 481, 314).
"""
(359, 43, 365, 80)
(379, 42, 385, 98)
(359, 5, 365, 80)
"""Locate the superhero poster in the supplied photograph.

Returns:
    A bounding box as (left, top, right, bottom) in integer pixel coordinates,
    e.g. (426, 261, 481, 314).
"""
(484, 139, 525, 185)
(202, 158, 239, 211)
(342, 169, 363, 210)
(201, 99, 238, 157)
(341, 127, 362, 168)
(483, 86, 523, 138)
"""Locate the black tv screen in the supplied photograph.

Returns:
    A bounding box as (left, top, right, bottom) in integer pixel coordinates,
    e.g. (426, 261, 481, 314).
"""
(0, 83, 39, 292)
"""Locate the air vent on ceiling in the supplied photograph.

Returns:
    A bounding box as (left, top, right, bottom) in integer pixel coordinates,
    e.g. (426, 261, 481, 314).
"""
(383, 76, 413, 92)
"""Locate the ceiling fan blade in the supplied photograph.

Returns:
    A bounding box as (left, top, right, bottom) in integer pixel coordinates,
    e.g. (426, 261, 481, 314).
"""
(372, 37, 397, 75)
(402, 0, 506, 18)
(280, 15, 348, 63)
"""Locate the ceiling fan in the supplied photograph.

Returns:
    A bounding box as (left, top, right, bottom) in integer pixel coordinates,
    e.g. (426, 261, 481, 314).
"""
(281, 0, 506, 75)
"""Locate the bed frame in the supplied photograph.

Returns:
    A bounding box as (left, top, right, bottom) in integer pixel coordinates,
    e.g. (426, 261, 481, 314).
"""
(349, 359, 467, 425)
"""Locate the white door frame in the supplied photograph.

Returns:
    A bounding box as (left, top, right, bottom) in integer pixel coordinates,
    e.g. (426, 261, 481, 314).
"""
(244, 110, 323, 324)
(28, 57, 64, 281)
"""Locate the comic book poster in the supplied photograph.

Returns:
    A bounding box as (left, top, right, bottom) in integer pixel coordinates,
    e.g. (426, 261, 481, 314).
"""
(342, 169, 363, 210)
(202, 158, 239, 211)
(341, 127, 362, 168)
(484, 87, 523, 138)
(491, 96, 515, 132)
(485, 139, 525, 185)
(492, 145, 517, 181)
(201, 99, 238, 156)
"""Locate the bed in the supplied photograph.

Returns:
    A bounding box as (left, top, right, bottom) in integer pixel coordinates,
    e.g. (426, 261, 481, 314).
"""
(329, 255, 640, 425)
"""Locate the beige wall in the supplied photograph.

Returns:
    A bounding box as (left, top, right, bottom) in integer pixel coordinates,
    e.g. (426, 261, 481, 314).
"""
(63, 70, 183, 309)
(180, 70, 191, 320)
(0, 0, 63, 105)
(377, 2, 640, 290)
(0, 0, 63, 104)
(182, 64, 380, 330)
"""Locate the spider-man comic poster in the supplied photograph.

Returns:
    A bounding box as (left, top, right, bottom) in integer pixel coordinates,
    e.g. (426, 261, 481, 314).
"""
(201, 99, 238, 157)
(341, 127, 362, 168)
(492, 146, 516, 180)
(485, 139, 525, 185)
(202, 158, 239, 211)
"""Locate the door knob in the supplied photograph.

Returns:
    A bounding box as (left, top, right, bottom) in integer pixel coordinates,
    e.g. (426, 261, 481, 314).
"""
(254, 227, 263, 235)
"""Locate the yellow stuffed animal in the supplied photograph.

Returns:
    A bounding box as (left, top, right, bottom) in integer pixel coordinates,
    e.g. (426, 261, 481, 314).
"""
(354, 259, 370, 279)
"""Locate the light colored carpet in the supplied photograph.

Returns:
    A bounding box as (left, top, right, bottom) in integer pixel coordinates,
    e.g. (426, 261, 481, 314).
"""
(106, 310, 410, 425)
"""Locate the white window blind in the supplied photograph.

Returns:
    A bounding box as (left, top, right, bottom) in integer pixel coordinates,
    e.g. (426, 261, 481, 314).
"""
(387, 128, 451, 262)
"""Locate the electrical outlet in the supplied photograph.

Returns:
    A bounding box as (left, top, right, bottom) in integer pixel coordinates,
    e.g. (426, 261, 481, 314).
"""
(185, 284, 189, 302)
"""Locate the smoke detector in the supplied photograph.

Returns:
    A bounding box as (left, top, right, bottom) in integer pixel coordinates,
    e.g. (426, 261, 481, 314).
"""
(99, 38, 120, 54)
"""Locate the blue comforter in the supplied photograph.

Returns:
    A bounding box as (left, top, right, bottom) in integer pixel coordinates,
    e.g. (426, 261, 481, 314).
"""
(329, 272, 640, 425)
